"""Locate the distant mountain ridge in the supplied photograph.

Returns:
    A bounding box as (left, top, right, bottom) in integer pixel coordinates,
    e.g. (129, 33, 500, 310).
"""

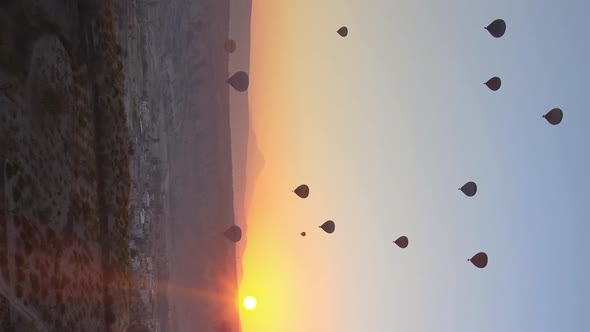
(228, 0, 260, 282)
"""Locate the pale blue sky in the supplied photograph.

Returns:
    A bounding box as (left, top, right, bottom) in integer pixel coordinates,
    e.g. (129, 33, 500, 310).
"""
(239, 1, 590, 331)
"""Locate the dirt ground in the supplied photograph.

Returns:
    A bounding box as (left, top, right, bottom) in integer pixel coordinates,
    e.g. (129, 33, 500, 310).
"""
(1, 0, 133, 331)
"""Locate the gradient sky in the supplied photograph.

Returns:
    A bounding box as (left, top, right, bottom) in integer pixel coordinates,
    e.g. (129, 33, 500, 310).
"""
(233, 0, 590, 331)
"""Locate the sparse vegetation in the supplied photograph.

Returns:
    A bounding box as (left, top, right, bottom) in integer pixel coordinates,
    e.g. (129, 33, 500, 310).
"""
(1, 0, 133, 330)
(40, 80, 69, 117)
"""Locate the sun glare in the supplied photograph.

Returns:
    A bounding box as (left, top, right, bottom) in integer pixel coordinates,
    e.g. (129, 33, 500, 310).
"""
(243, 296, 257, 310)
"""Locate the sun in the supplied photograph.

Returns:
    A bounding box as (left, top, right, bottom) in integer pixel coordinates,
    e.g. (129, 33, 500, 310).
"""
(243, 296, 257, 310)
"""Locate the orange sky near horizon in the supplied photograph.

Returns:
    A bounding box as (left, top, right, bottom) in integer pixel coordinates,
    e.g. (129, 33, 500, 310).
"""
(237, 1, 344, 331)
(236, 1, 295, 329)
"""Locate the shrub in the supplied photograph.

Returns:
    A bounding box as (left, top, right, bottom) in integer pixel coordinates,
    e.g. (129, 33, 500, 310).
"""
(16, 268, 25, 282)
(31, 274, 40, 295)
(105, 307, 115, 326)
(14, 253, 24, 268)
(15, 285, 23, 298)
(41, 84, 69, 117)
(12, 186, 21, 203)
(5, 161, 18, 179)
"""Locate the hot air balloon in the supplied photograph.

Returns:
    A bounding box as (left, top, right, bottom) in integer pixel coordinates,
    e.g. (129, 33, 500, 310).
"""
(468, 252, 488, 268)
(485, 19, 506, 38)
(293, 184, 309, 199)
(393, 236, 409, 249)
(337, 27, 348, 37)
(224, 39, 236, 53)
(459, 181, 477, 197)
(300, 232, 306, 237)
(227, 71, 249, 92)
(484, 77, 502, 91)
(543, 108, 563, 125)
(223, 225, 242, 243)
(319, 220, 335, 234)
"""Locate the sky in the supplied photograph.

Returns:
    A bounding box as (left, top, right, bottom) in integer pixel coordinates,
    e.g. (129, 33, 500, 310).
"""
(235, 0, 590, 331)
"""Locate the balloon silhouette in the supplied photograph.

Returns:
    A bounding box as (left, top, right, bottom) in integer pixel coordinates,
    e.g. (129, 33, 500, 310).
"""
(337, 26, 348, 37)
(224, 39, 237, 53)
(300, 232, 306, 237)
(485, 19, 506, 38)
(293, 184, 310, 199)
(543, 108, 563, 125)
(484, 77, 502, 91)
(459, 181, 477, 197)
(223, 225, 242, 243)
(227, 71, 249, 92)
(393, 236, 409, 249)
(468, 252, 488, 268)
(319, 220, 335, 234)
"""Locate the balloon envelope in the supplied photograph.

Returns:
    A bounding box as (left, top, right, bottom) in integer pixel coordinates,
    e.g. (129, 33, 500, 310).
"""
(319, 220, 335, 234)
(223, 225, 242, 243)
(543, 108, 563, 125)
(394, 236, 409, 248)
(227, 71, 249, 92)
(485, 77, 502, 91)
(337, 26, 348, 37)
(460, 181, 477, 197)
(294, 184, 310, 198)
(224, 39, 236, 53)
(300, 232, 306, 237)
(469, 252, 488, 268)
(485, 19, 506, 38)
